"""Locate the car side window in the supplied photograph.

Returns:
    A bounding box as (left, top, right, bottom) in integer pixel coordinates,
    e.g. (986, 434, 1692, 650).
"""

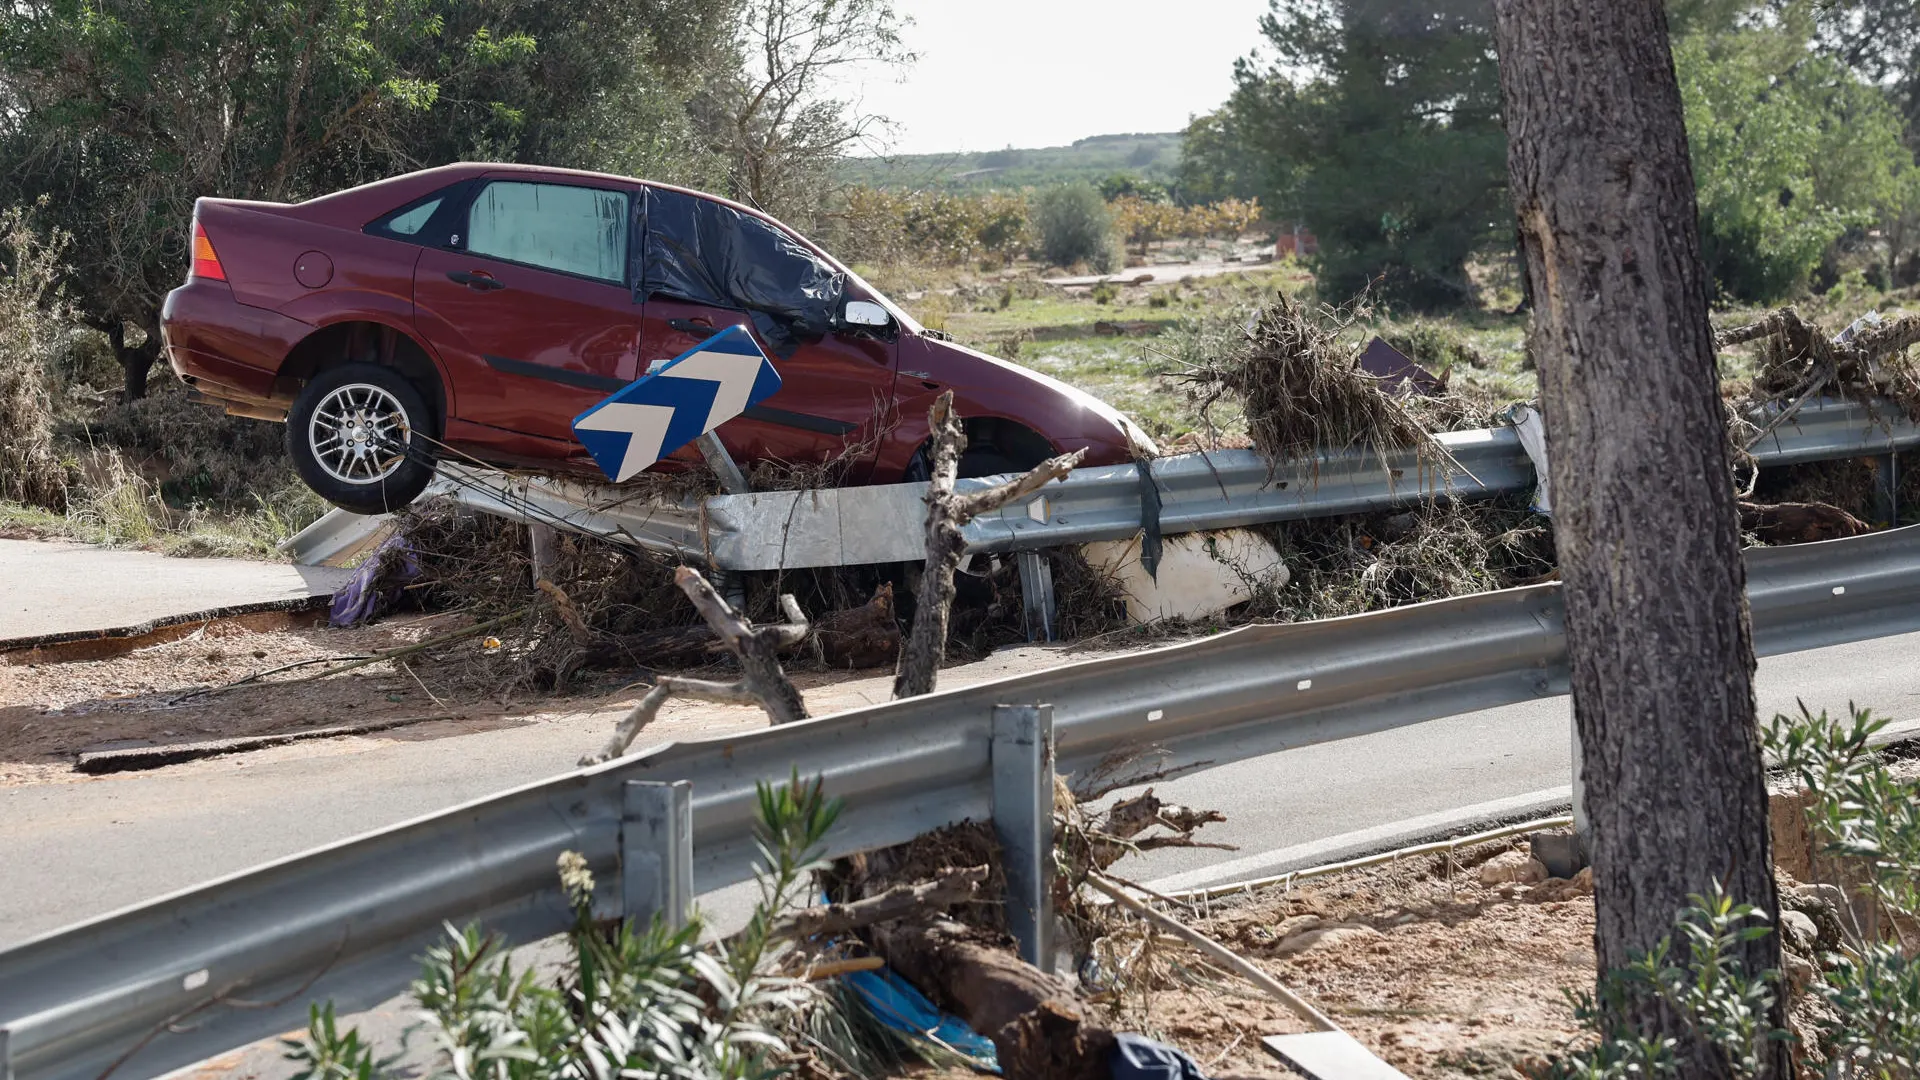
(639, 187, 844, 350)
(466, 181, 629, 284)
(366, 185, 466, 244)
(385, 198, 442, 235)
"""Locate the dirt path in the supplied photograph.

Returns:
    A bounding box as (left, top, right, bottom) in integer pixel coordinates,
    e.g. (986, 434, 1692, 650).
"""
(1145, 840, 1595, 1077)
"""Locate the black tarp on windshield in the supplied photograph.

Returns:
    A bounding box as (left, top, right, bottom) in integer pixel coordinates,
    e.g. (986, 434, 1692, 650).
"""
(637, 186, 845, 355)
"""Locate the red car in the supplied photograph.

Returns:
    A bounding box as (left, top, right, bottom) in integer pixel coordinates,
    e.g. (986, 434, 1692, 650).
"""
(161, 162, 1151, 514)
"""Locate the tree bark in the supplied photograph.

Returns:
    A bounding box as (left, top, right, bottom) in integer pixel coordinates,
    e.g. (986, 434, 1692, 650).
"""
(108, 322, 159, 402)
(1490, 2, 1784, 1075)
(894, 392, 1083, 699)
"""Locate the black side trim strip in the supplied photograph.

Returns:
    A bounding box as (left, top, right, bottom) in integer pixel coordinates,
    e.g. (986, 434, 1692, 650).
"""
(483, 354, 626, 392)
(742, 405, 858, 435)
(483, 354, 857, 435)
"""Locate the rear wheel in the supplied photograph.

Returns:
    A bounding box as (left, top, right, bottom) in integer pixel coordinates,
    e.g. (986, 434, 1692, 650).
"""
(287, 363, 436, 514)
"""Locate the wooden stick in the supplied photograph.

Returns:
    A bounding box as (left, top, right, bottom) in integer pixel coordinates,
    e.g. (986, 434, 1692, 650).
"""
(582, 569, 811, 764)
(771, 864, 988, 940)
(1085, 871, 1339, 1033)
(801, 955, 885, 980)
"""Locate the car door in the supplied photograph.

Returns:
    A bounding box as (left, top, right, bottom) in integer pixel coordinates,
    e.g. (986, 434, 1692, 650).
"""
(413, 176, 640, 444)
(635, 187, 897, 480)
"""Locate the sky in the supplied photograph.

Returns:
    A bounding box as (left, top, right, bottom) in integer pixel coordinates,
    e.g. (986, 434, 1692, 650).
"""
(836, 0, 1274, 156)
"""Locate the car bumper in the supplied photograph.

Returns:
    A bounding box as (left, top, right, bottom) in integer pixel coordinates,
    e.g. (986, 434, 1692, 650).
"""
(161, 280, 315, 401)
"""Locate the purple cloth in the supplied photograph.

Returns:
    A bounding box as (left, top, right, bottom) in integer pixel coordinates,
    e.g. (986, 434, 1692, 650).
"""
(328, 534, 420, 626)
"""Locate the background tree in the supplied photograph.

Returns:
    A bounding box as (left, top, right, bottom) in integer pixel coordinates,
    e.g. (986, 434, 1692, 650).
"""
(1186, 0, 1920, 308)
(694, 0, 913, 228)
(1490, 2, 1785, 1076)
(1174, 109, 1265, 208)
(1677, 11, 1917, 299)
(1202, 0, 1510, 310)
(0, 0, 728, 399)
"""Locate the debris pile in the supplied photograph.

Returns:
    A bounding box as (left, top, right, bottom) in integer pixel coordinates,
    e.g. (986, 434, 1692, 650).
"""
(1718, 306, 1920, 527)
(1178, 291, 1446, 478)
(1722, 306, 1920, 421)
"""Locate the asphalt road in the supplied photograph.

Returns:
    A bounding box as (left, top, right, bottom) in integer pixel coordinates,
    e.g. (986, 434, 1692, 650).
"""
(4, 629, 1918, 949)
(0, 539, 348, 644)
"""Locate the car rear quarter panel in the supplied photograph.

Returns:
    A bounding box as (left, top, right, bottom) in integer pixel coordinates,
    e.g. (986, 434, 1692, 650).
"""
(195, 199, 467, 415)
(161, 281, 310, 399)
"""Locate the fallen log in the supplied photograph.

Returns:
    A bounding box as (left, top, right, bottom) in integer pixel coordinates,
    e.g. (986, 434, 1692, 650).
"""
(871, 918, 1116, 1080)
(1738, 499, 1872, 545)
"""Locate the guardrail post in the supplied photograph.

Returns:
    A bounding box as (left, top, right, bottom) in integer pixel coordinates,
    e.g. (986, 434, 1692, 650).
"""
(694, 432, 750, 495)
(1535, 726, 1591, 877)
(1017, 551, 1056, 642)
(529, 523, 559, 587)
(992, 703, 1055, 972)
(2, 1022, 12, 1080)
(622, 780, 693, 928)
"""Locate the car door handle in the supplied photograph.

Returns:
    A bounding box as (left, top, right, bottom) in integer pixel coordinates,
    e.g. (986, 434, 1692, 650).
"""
(667, 318, 714, 336)
(447, 270, 505, 291)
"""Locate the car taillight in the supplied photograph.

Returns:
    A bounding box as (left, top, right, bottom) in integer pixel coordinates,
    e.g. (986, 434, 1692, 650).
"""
(191, 221, 226, 281)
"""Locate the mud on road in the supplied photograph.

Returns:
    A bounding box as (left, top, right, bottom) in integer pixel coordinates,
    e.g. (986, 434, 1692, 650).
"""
(0, 607, 1149, 788)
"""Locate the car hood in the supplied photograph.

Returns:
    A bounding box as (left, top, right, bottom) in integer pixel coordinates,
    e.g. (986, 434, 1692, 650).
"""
(919, 337, 1160, 458)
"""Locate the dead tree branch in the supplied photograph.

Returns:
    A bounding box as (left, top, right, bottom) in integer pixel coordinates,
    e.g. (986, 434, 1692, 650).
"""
(894, 392, 1084, 699)
(680, 568, 809, 724)
(1716, 307, 1920, 441)
(581, 567, 809, 764)
(772, 864, 988, 940)
(1085, 872, 1338, 1033)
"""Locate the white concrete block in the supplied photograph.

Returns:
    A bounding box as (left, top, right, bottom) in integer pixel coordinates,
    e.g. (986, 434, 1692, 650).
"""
(1081, 528, 1289, 624)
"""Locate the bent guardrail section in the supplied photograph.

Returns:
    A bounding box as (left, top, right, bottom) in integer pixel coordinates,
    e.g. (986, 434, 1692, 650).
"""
(285, 398, 1920, 569)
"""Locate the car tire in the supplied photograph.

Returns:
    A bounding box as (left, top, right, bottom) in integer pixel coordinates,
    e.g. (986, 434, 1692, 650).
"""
(287, 363, 437, 515)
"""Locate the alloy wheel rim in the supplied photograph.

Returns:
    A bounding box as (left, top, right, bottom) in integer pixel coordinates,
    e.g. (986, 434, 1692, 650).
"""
(308, 382, 412, 485)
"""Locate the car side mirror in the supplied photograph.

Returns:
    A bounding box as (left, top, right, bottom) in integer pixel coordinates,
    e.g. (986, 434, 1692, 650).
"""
(843, 299, 891, 328)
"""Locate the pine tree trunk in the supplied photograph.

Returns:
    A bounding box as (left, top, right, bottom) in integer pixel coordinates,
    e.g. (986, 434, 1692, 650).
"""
(1489, 2, 1784, 1074)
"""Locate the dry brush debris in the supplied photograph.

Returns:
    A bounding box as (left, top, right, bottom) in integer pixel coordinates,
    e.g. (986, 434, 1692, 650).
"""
(1720, 305, 1920, 440)
(1178, 290, 1453, 485)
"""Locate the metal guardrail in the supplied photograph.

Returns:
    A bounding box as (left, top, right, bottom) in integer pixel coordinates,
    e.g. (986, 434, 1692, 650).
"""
(5, 520, 1917, 1080)
(283, 398, 1920, 569)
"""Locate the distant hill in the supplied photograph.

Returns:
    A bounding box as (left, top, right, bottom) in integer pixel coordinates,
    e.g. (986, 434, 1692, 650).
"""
(840, 132, 1183, 191)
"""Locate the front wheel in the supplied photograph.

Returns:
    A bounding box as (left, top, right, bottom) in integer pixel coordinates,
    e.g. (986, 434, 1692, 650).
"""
(287, 363, 437, 515)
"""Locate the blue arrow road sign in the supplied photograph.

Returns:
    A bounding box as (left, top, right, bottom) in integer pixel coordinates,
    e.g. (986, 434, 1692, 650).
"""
(571, 325, 782, 483)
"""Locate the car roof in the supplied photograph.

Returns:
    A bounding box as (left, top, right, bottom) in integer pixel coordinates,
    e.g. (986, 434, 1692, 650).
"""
(294, 162, 780, 233)
(284, 161, 908, 322)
